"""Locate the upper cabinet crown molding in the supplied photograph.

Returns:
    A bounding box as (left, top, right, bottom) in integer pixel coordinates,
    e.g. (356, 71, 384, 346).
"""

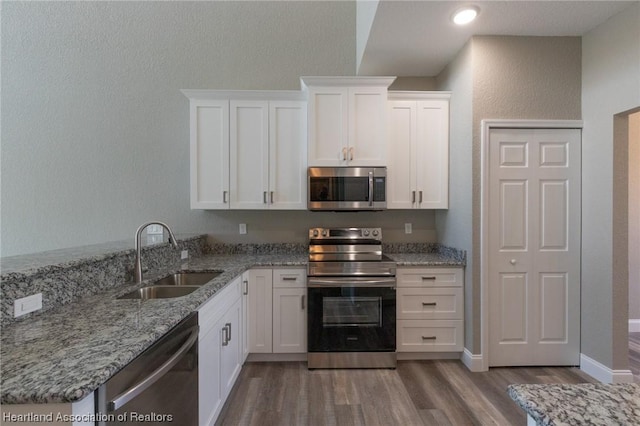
(388, 91, 451, 100)
(182, 89, 306, 101)
(300, 76, 396, 90)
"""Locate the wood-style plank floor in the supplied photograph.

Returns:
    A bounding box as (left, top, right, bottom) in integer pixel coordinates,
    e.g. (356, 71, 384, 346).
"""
(217, 334, 640, 425)
(215, 360, 594, 426)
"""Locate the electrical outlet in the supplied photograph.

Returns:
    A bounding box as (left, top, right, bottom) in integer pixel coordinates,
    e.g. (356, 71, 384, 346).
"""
(14, 293, 43, 318)
(405, 223, 412, 234)
(239, 223, 247, 235)
(181, 250, 189, 260)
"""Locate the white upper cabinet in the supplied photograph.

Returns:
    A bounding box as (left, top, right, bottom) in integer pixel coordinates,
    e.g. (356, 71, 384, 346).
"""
(387, 92, 450, 209)
(302, 77, 395, 167)
(183, 90, 307, 210)
(230, 100, 269, 209)
(268, 101, 308, 209)
(188, 99, 230, 209)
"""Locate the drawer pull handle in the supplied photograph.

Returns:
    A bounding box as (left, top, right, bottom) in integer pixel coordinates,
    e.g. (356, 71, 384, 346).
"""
(422, 302, 437, 306)
(422, 276, 437, 280)
(422, 336, 437, 340)
(282, 277, 298, 281)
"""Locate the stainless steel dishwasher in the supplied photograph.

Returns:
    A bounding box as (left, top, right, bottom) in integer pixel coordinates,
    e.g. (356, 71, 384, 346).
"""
(96, 312, 198, 425)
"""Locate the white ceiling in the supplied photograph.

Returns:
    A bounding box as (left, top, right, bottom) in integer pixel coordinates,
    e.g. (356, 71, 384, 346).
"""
(357, 0, 637, 76)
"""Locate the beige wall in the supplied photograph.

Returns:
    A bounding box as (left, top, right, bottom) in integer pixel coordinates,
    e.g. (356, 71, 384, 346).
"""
(629, 111, 640, 321)
(582, 1, 640, 370)
(1, 1, 360, 256)
(434, 36, 582, 354)
(435, 42, 474, 350)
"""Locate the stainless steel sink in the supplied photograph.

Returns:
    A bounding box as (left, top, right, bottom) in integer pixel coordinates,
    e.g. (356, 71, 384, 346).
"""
(153, 271, 222, 287)
(118, 285, 200, 300)
(117, 271, 221, 300)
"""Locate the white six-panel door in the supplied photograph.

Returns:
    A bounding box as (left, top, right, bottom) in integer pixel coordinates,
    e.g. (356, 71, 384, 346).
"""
(488, 128, 581, 366)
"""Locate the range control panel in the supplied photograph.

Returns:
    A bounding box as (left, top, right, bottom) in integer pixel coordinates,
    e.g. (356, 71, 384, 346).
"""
(308, 227, 382, 241)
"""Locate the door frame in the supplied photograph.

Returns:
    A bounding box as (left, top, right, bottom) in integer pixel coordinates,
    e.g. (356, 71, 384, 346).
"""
(479, 119, 583, 371)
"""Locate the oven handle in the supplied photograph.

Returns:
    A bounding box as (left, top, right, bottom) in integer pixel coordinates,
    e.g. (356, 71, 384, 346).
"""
(307, 277, 396, 288)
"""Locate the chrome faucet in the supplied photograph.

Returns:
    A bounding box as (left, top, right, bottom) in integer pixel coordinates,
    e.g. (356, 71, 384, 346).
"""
(134, 221, 178, 283)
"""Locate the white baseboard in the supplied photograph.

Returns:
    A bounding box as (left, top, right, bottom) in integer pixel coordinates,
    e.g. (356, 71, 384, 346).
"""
(630, 319, 640, 333)
(580, 353, 635, 383)
(461, 348, 486, 372)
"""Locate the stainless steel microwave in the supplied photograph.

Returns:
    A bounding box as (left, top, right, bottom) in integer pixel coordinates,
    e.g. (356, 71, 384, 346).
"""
(307, 167, 387, 211)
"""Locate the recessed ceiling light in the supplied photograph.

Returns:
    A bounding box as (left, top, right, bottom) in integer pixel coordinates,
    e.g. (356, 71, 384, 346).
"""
(452, 6, 479, 26)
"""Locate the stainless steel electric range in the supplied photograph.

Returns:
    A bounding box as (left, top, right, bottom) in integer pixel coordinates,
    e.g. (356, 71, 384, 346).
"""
(306, 227, 396, 369)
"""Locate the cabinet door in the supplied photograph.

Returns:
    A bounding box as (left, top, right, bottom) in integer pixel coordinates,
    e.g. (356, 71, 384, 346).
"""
(199, 322, 222, 426)
(269, 101, 307, 209)
(307, 87, 349, 166)
(387, 101, 417, 208)
(190, 100, 229, 209)
(416, 99, 449, 209)
(273, 288, 307, 353)
(230, 100, 269, 209)
(247, 269, 273, 353)
(219, 297, 242, 401)
(348, 87, 388, 166)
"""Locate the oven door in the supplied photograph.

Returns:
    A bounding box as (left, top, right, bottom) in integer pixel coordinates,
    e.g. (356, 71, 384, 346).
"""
(307, 277, 396, 352)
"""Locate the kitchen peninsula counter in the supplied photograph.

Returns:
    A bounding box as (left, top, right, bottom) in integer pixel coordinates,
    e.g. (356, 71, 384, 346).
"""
(1, 243, 464, 405)
(508, 383, 640, 425)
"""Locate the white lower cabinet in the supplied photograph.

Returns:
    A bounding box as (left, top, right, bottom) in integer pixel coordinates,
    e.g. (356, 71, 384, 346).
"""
(396, 267, 464, 353)
(198, 276, 243, 426)
(246, 269, 273, 353)
(246, 267, 307, 355)
(272, 269, 307, 353)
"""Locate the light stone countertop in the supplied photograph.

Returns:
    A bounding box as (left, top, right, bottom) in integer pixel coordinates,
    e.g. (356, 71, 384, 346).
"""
(1, 251, 464, 404)
(508, 383, 640, 425)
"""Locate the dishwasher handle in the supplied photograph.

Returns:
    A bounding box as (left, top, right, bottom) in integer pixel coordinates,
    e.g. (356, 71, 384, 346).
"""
(108, 326, 198, 412)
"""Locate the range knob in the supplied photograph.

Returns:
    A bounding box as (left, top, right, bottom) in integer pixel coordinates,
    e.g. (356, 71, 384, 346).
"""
(363, 229, 370, 236)
(312, 229, 319, 237)
(321, 230, 328, 237)
(372, 229, 379, 237)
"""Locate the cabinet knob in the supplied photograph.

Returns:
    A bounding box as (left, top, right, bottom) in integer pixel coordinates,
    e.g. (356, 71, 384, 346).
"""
(510, 259, 517, 265)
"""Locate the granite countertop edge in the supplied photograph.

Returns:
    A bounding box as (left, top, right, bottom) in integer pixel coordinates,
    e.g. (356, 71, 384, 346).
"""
(507, 383, 640, 425)
(1, 251, 464, 405)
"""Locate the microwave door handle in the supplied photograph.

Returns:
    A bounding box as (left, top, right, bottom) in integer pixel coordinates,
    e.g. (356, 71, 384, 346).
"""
(368, 171, 374, 207)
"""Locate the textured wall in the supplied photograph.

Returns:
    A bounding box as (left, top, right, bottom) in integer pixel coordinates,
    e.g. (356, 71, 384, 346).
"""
(435, 42, 474, 351)
(582, 2, 640, 370)
(630, 112, 640, 321)
(1, 1, 360, 256)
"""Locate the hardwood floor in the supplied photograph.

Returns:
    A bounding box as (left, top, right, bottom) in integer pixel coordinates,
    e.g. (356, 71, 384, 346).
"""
(631, 332, 640, 383)
(215, 360, 594, 426)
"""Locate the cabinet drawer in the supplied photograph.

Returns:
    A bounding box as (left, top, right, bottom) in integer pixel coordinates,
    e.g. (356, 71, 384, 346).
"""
(397, 288, 463, 320)
(397, 267, 462, 287)
(273, 268, 306, 288)
(397, 320, 463, 352)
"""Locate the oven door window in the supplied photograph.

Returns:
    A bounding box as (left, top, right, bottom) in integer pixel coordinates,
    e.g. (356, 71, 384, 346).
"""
(322, 296, 381, 327)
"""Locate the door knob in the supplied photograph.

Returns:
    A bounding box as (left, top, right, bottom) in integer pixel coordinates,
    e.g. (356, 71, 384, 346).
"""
(510, 259, 517, 265)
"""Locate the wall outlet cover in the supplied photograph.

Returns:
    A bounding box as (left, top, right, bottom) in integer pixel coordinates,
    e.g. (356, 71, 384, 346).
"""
(181, 250, 189, 260)
(14, 293, 43, 318)
(405, 223, 412, 234)
(239, 223, 247, 235)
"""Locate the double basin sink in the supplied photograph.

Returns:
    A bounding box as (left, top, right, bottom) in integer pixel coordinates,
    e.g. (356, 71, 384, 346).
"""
(118, 271, 222, 300)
